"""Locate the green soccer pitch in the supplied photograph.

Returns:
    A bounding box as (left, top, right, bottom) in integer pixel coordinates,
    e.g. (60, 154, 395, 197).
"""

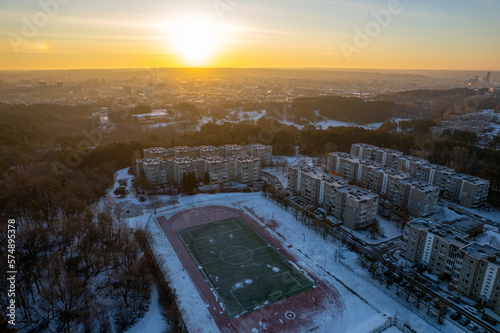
(176, 217, 316, 318)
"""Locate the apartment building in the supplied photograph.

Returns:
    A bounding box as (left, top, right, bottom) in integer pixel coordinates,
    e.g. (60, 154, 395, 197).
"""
(287, 164, 378, 230)
(233, 155, 261, 183)
(223, 144, 247, 157)
(136, 158, 169, 184)
(401, 218, 500, 314)
(413, 163, 455, 189)
(198, 145, 218, 158)
(456, 244, 500, 313)
(370, 167, 410, 197)
(137, 154, 262, 186)
(247, 143, 273, 166)
(326, 152, 361, 182)
(173, 157, 205, 184)
(204, 156, 231, 184)
(350, 143, 490, 208)
(288, 165, 345, 205)
(442, 216, 485, 237)
(396, 155, 428, 175)
(143, 147, 170, 158)
(402, 219, 469, 274)
(350, 143, 378, 160)
(358, 160, 383, 187)
(142, 143, 272, 166)
(397, 178, 440, 217)
(372, 148, 404, 169)
(335, 186, 379, 230)
(326, 150, 438, 217)
(323, 177, 352, 218)
(443, 174, 490, 208)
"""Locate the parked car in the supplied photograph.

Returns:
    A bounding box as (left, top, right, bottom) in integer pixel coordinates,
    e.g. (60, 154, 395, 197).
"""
(450, 312, 461, 321)
(459, 318, 471, 326)
(379, 243, 387, 248)
(464, 305, 479, 315)
(466, 323, 478, 331)
(382, 254, 389, 261)
(387, 241, 394, 246)
(481, 313, 497, 325)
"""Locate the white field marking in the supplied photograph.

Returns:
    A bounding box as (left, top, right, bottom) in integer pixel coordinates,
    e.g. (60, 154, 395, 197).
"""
(187, 219, 242, 241)
(228, 272, 304, 315)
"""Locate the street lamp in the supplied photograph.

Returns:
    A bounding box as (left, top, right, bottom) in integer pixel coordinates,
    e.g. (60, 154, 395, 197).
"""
(302, 232, 305, 242)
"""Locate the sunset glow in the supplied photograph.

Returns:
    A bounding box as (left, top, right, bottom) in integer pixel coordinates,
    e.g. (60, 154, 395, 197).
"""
(166, 13, 231, 66)
(0, 0, 499, 70)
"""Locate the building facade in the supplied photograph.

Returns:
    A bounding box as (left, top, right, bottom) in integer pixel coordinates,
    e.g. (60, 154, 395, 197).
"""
(350, 143, 490, 208)
(288, 164, 378, 230)
(137, 152, 263, 185)
(401, 218, 500, 314)
(327, 150, 438, 217)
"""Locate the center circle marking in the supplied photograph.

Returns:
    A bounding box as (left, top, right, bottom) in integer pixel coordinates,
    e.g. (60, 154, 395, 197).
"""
(220, 246, 254, 265)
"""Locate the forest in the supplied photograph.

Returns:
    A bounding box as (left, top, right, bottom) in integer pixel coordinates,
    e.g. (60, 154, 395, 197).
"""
(291, 96, 396, 124)
(1, 101, 500, 332)
(180, 120, 500, 205)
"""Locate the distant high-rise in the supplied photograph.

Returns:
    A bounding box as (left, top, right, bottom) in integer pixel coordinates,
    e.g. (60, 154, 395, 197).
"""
(486, 71, 492, 83)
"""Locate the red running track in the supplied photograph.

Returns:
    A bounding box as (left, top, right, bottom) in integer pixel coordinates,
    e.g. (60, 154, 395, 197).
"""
(157, 205, 345, 332)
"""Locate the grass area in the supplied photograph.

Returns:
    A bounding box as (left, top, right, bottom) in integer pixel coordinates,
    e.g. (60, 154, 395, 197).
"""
(177, 217, 315, 317)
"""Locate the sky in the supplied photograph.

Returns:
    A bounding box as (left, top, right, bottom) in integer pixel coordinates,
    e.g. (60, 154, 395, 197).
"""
(1, 0, 499, 70)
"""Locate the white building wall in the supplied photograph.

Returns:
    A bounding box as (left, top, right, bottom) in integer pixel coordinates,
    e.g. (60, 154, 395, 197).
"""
(422, 233, 435, 264)
(480, 263, 499, 301)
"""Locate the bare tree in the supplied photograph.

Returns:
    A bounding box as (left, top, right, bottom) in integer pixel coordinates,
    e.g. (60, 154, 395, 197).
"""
(149, 196, 163, 214)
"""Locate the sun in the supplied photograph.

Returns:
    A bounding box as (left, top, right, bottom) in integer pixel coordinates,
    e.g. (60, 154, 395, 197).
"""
(167, 13, 229, 66)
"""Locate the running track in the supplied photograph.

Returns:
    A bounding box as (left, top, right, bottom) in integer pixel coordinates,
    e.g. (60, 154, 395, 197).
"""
(157, 205, 345, 332)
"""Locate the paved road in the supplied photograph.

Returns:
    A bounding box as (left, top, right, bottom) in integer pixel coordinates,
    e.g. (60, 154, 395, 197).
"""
(264, 172, 500, 333)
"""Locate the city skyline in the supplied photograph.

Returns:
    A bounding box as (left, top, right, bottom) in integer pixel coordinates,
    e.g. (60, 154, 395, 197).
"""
(1, 0, 500, 70)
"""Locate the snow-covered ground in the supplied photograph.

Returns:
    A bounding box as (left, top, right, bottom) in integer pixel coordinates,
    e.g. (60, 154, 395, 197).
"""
(341, 215, 403, 245)
(474, 227, 500, 247)
(430, 203, 463, 222)
(105, 167, 470, 332)
(277, 118, 384, 131)
(125, 287, 168, 333)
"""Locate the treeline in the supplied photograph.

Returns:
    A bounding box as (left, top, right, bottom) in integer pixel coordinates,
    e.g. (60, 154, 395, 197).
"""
(0, 102, 95, 148)
(377, 88, 475, 103)
(378, 119, 437, 136)
(0, 159, 154, 332)
(378, 88, 500, 120)
(180, 118, 299, 155)
(291, 96, 396, 124)
(181, 121, 500, 205)
(0, 138, 172, 332)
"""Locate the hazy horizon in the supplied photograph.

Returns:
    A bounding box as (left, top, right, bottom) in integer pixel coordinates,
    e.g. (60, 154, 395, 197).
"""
(2, 0, 499, 71)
